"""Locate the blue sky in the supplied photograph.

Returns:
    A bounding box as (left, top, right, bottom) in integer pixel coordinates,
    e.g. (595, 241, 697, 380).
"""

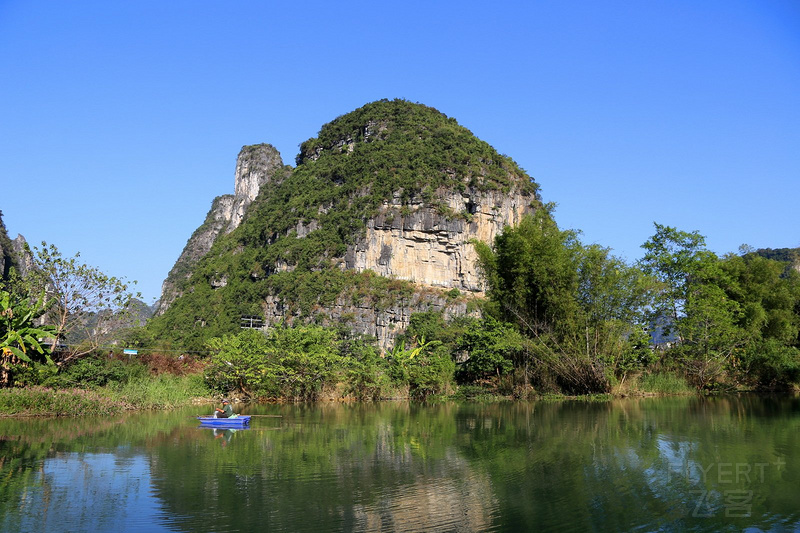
(2, 0, 799, 303)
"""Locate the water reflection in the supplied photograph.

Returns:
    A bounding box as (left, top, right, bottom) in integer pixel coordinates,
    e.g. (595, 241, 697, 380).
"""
(0, 396, 798, 532)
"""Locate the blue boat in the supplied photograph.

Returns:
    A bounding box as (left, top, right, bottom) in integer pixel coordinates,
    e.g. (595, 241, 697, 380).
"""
(197, 415, 251, 427)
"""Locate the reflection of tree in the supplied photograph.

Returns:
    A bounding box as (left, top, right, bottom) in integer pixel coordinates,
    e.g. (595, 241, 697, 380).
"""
(149, 403, 498, 532)
(450, 397, 800, 530)
(1, 399, 799, 531)
(147, 399, 800, 532)
(0, 410, 200, 531)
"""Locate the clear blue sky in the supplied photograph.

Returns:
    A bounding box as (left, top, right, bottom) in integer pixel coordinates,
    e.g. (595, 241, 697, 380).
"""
(2, 0, 799, 303)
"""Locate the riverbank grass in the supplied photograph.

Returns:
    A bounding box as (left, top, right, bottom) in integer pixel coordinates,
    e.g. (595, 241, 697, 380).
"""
(625, 371, 694, 395)
(106, 373, 210, 409)
(0, 373, 212, 416)
(0, 386, 129, 416)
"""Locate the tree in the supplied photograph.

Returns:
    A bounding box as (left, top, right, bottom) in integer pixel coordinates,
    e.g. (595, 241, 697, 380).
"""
(455, 315, 525, 383)
(573, 244, 654, 380)
(21, 242, 140, 363)
(475, 209, 652, 393)
(475, 206, 581, 342)
(387, 336, 453, 399)
(206, 324, 346, 400)
(639, 224, 748, 387)
(720, 251, 800, 345)
(639, 223, 709, 341)
(718, 251, 800, 388)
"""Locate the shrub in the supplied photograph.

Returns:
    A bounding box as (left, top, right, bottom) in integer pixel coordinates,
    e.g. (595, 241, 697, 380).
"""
(205, 325, 347, 400)
(737, 340, 800, 389)
(45, 356, 147, 389)
(388, 340, 454, 400)
(342, 339, 389, 400)
(107, 373, 210, 410)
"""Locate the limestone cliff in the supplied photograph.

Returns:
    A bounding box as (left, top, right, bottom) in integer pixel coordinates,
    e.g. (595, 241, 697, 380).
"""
(150, 100, 540, 350)
(155, 144, 286, 315)
(345, 188, 532, 293)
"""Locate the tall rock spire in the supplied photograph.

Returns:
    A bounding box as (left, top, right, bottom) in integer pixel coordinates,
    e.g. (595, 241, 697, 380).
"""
(154, 144, 285, 315)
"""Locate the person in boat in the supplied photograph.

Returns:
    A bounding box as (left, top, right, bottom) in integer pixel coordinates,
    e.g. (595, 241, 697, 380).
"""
(214, 399, 234, 418)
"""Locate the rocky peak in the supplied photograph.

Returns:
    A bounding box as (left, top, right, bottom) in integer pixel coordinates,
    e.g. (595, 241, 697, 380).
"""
(151, 100, 540, 349)
(155, 144, 286, 315)
(226, 144, 284, 235)
(234, 144, 284, 204)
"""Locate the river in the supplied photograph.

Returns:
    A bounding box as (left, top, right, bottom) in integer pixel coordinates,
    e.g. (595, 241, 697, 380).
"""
(1, 395, 798, 532)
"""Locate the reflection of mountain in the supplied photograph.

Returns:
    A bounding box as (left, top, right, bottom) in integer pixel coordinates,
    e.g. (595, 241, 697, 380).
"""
(2, 399, 799, 531)
(146, 399, 800, 532)
(148, 405, 499, 532)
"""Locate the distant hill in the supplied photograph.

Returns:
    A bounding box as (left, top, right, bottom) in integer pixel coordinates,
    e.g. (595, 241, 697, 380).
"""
(148, 99, 540, 351)
(0, 210, 33, 283)
(754, 247, 799, 265)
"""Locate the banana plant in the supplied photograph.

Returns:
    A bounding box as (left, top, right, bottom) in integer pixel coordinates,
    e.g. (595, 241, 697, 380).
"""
(0, 290, 56, 365)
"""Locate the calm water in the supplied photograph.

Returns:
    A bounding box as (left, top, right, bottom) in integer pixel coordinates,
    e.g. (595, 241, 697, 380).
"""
(1, 396, 798, 532)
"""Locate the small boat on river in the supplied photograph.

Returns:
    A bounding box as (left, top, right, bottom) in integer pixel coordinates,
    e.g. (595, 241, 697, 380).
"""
(197, 415, 251, 427)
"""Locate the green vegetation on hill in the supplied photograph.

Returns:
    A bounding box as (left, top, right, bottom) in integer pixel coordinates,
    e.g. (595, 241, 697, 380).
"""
(147, 99, 539, 350)
(754, 247, 798, 263)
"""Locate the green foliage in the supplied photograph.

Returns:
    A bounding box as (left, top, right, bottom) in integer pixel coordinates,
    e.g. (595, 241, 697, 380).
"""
(720, 252, 800, 345)
(342, 338, 389, 400)
(0, 211, 16, 277)
(736, 339, 800, 389)
(639, 224, 800, 389)
(0, 386, 128, 416)
(401, 311, 474, 348)
(388, 336, 454, 399)
(455, 316, 524, 383)
(19, 242, 140, 362)
(205, 329, 272, 396)
(639, 223, 711, 338)
(752, 246, 799, 266)
(476, 209, 652, 394)
(613, 326, 658, 375)
(0, 289, 55, 367)
(476, 206, 582, 339)
(205, 325, 346, 400)
(107, 373, 210, 410)
(639, 225, 737, 388)
(266, 325, 346, 399)
(44, 356, 147, 389)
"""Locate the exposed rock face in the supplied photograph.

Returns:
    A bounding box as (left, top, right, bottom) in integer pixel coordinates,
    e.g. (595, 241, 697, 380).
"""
(11, 235, 34, 278)
(261, 290, 478, 351)
(259, 187, 534, 349)
(229, 144, 285, 233)
(345, 188, 533, 293)
(155, 144, 284, 315)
